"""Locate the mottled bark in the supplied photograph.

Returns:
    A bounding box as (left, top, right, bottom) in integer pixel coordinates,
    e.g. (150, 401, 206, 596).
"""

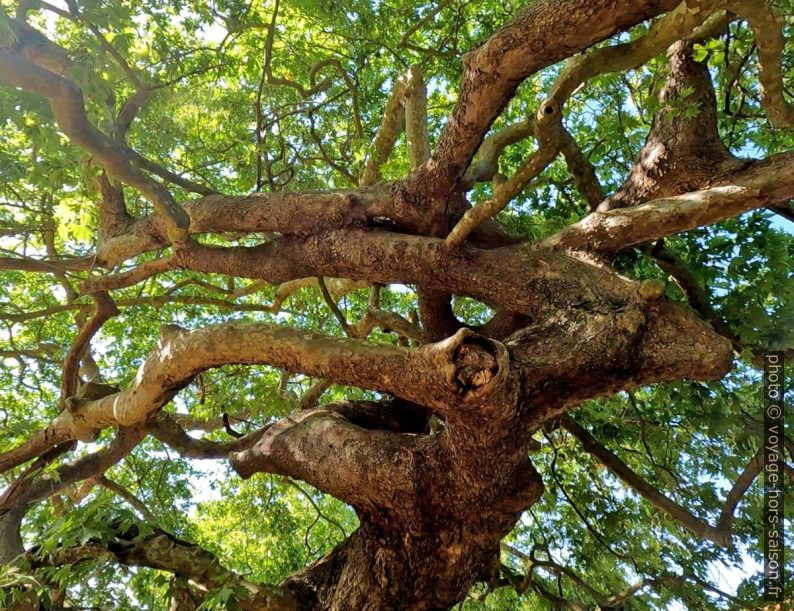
(411, 0, 680, 199)
(1, 0, 790, 608)
(601, 39, 742, 211)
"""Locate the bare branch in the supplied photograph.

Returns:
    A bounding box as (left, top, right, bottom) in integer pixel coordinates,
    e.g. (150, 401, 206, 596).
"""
(398, 0, 455, 49)
(317, 276, 353, 336)
(261, 0, 362, 136)
(94, 474, 155, 523)
(170, 410, 251, 432)
(557, 127, 606, 211)
(360, 76, 408, 186)
(0, 255, 95, 273)
(445, 109, 561, 248)
(145, 412, 267, 460)
(723, 0, 793, 128)
(136, 156, 217, 197)
(267, 277, 367, 315)
(366, 307, 425, 343)
(0, 43, 189, 242)
(463, 119, 534, 186)
(405, 65, 431, 169)
(83, 256, 178, 292)
(300, 379, 333, 409)
(501, 546, 754, 609)
(561, 415, 762, 547)
(59, 292, 118, 406)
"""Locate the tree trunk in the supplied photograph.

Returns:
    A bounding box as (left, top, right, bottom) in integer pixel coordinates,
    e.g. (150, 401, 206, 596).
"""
(2, 0, 790, 608)
(283, 445, 543, 610)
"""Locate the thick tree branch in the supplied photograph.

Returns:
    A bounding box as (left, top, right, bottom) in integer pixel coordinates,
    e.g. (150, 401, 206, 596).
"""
(414, 0, 680, 196)
(505, 302, 732, 430)
(416, 287, 460, 343)
(6, 323, 509, 458)
(405, 65, 431, 171)
(723, 0, 793, 128)
(0, 433, 73, 476)
(0, 50, 189, 243)
(550, 152, 794, 254)
(0, 440, 74, 562)
(360, 76, 408, 186)
(29, 528, 299, 609)
(94, 189, 378, 267)
(0, 428, 143, 517)
(0, 505, 25, 565)
(601, 37, 740, 211)
(229, 406, 420, 514)
(405, 65, 457, 345)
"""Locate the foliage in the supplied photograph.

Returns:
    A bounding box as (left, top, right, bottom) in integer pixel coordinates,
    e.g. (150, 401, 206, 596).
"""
(0, 0, 792, 608)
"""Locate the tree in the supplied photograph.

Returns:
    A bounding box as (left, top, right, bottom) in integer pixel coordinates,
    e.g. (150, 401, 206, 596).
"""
(0, 0, 791, 608)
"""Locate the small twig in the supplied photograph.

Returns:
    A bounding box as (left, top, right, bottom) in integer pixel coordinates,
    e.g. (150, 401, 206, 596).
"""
(222, 413, 244, 439)
(317, 277, 353, 336)
(59, 292, 118, 407)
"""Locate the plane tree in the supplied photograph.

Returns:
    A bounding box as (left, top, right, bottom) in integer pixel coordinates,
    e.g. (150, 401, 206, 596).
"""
(0, 0, 792, 608)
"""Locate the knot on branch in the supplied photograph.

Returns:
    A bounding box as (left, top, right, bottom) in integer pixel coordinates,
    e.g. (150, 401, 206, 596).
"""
(61, 403, 101, 443)
(63, 382, 120, 442)
(454, 343, 498, 390)
(433, 329, 509, 401)
(638, 278, 666, 301)
(536, 98, 560, 124)
(159, 323, 186, 342)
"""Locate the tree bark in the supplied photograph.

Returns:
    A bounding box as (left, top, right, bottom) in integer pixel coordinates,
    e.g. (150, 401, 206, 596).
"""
(1, 0, 789, 608)
(276, 441, 544, 610)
